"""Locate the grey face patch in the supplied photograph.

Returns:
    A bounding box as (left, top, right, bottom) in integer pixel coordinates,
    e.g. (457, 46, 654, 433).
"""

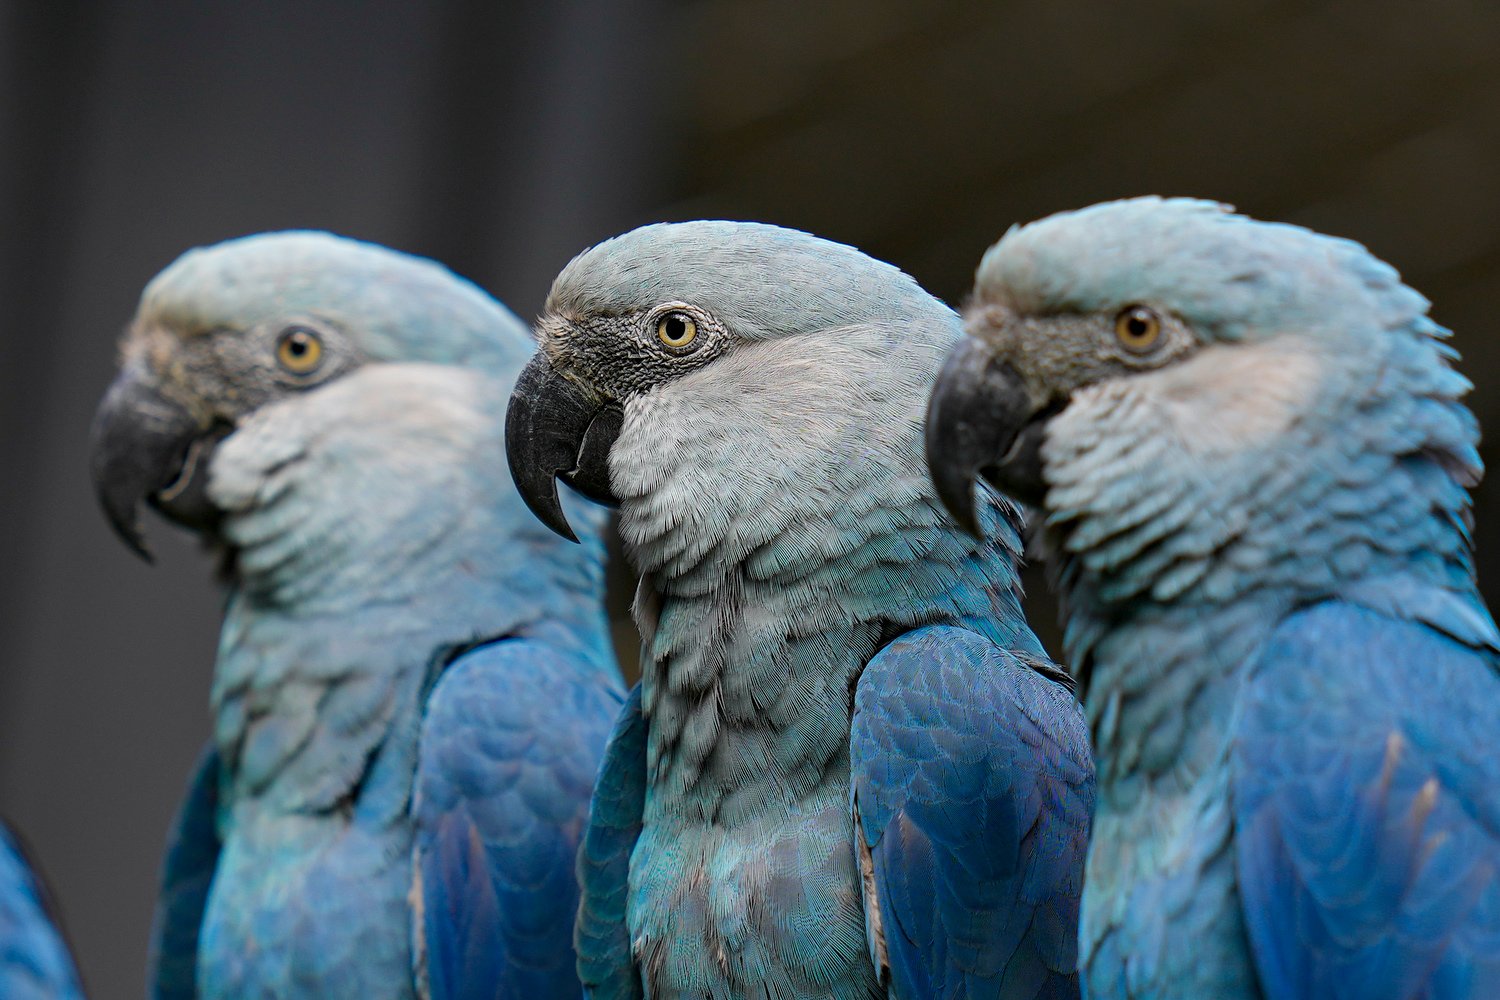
(962, 302, 1199, 412)
(537, 300, 732, 403)
(155, 314, 366, 424)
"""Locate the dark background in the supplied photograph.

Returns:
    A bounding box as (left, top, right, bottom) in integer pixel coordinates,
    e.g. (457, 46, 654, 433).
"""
(2, 1, 1498, 995)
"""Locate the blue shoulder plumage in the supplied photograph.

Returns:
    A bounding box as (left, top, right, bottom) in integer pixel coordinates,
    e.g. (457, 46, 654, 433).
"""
(413, 638, 622, 1000)
(147, 743, 221, 1000)
(1234, 600, 1500, 1000)
(850, 625, 1094, 1000)
(1, 820, 86, 1000)
(574, 684, 646, 1000)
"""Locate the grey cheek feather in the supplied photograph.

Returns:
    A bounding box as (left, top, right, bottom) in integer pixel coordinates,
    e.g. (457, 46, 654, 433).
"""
(610, 326, 935, 578)
(209, 364, 520, 604)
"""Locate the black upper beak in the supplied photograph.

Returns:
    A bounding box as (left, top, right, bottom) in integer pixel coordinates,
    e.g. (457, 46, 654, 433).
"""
(504, 351, 622, 543)
(88, 361, 210, 561)
(924, 338, 1051, 535)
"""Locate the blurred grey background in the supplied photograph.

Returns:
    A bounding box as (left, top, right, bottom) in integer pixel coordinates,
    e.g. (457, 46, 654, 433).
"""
(2, 1, 1498, 995)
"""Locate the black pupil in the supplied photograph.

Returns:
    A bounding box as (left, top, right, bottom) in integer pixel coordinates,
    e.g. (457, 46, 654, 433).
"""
(1127, 313, 1151, 338)
(286, 332, 309, 356)
(665, 317, 686, 340)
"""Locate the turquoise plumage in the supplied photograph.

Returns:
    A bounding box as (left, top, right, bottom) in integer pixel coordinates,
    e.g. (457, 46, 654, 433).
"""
(505, 221, 1094, 1000)
(89, 232, 623, 997)
(926, 197, 1500, 999)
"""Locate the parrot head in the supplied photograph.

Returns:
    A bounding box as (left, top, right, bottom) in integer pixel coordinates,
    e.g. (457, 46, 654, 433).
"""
(505, 220, 954, 546)
(924, 197, 1476, 562)
(90, 231, 532, 560)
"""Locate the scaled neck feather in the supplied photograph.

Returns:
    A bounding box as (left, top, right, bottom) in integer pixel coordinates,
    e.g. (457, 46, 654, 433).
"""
(206, 363, 612, 812)
(614, 324, 1037, 822)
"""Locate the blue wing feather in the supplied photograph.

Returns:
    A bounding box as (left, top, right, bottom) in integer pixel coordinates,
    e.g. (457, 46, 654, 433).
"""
(0, 821, 86, 1000)
(850, 625, 1094, 1000)
(1234, 600, 1500, 1000)
(147, 743, 222, 1000)
(574, 684, 646, 1000)
(414, 638, 622, 1000)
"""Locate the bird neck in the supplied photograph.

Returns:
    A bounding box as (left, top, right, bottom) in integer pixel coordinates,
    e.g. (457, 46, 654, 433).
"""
(614, 326, 1041, 823)
(205, 367, 613, 815)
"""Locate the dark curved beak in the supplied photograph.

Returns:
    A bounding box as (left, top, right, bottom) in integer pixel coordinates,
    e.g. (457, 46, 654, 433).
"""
(924, 339, 1050, 535)
(504, 351, 622, 543)
(89, 361, 210, 561)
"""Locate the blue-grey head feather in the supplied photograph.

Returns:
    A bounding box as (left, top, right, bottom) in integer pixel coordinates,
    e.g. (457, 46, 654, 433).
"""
(966, 196, 1481, 627)
(975, 196, 1431, 343)
(548, 220, 944, 336)
(141, 230, 531, 370)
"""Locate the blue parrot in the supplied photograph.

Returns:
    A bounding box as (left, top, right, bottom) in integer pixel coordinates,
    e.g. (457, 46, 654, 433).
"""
(1, 822, 85, 999)
(88, 232, 624, 998)
(925, 197, 1500, 999)
(504, 221, 1095, 1000)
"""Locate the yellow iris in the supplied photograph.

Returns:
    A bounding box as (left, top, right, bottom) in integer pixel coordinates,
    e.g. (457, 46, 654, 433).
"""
(276, 327, 324, 374)
(1114, 306, 1161, 353)
(656, 313, 697, 349)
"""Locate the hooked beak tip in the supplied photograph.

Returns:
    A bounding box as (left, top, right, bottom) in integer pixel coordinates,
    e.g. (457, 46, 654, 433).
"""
(505, 351, 620, 543)
(102, 501, 155, 563)
(88, 362, 202, 563)
(925, 338, 1041, 535)
(924, 394, 986, 539)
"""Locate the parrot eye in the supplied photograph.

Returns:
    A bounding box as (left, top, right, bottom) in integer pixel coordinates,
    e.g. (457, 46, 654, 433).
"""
(1114, 305, 1162, 354)
(275, 326, 325, 375)
(655, 312, 699, 351)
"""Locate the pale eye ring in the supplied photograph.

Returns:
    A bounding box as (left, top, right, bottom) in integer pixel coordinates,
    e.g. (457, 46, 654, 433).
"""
(275, 326, 325, 375)
(1114, 305, 1162, 354)
(656, 311, 699, 351)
